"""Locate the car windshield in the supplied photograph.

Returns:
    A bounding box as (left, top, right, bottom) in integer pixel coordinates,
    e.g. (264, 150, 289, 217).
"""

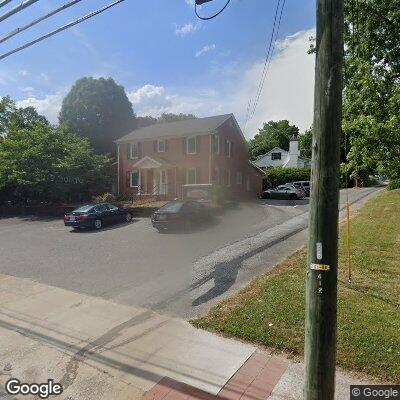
(159, 202, 184, 212)
(73, 204, 94, 213)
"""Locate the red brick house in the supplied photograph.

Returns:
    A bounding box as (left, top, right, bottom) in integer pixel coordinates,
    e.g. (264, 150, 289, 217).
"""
(115, 114, 264, 200)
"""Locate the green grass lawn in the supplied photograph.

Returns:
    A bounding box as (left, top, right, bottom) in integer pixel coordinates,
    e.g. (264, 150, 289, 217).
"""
(193, 189, 400, 383)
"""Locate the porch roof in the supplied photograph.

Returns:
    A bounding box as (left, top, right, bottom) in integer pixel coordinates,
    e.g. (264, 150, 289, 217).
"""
(132, 155, 175, 169)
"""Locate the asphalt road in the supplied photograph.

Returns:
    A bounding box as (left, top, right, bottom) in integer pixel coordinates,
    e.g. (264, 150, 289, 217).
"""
(0, 187, 380, 318)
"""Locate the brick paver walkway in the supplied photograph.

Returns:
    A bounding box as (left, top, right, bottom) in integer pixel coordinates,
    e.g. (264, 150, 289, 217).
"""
(144, 352, 289, 400)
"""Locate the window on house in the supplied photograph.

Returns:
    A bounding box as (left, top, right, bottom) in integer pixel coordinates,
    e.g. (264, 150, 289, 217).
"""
(187, 137, 197, 154)
(130, 171, 139, 187)
(271, 152, 281, 160)
(187, 168, 196, 184)
(226, 140, 232, 158)
(130, 142, 142, 159)
(158, 139, 166, 152)
(213, 135, 220, 154)
(226, 169, 231, 187)
(236, 171, 243, 185)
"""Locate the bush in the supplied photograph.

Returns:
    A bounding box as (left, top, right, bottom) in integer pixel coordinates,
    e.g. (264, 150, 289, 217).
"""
(92, 192, 116, 203)
(264, 167, 311, 188)
(387, 179, 400, 190)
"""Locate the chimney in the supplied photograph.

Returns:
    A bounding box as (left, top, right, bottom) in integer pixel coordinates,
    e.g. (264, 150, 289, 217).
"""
(287, 136, 299, 167)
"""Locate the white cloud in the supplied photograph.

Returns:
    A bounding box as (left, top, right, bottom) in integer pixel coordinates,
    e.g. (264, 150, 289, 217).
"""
(239, 28, 315, 135)
(15, 29, 315, 137)
(18, 70, 29, 77)
(175, 22, 198, 36)
(16, 93, 64, 124)
(195, 44, 216, 57)
(129, 29, 315, 137)
(21, 86, 35, 93)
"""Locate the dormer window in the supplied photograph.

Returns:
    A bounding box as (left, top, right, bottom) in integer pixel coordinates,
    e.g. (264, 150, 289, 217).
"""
(271, 152, 281, 160)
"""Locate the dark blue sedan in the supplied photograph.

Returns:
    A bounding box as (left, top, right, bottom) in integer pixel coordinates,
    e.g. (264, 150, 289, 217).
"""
(64, 203, 133, 230)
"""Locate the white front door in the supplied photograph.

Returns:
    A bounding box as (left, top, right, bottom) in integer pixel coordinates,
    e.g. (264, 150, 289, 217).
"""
(160, 169, 167, 195)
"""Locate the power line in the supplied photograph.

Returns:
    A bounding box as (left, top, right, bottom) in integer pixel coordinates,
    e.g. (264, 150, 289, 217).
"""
(249, 0, 285, 121)
(0, 0, 40, 23)
(0, 0, 14, 10)
(0, 0, 125, 61)
(194, 0, 231, 20)
(0, 0, 83, 45)
(243, 0, 285, 133)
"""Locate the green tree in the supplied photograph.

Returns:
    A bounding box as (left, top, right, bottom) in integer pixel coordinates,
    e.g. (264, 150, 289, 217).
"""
(0, 123, 111, 203)
(248, 120, 299, 160)
(59, 77, 135, 155)
(299, 128, 313, 159)
(135, 112, 196, 129)
(0, 96, 48, 135)
(342, 0, 400, 181)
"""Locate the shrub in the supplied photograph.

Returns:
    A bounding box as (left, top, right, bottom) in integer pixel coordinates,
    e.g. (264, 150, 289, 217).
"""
(92, 192, 116, 203)
(387, 179, 400, 190)
(264, 167, 311, 188)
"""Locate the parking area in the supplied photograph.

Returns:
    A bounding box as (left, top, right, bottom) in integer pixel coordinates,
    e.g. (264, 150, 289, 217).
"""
(0, 187, 379, 318)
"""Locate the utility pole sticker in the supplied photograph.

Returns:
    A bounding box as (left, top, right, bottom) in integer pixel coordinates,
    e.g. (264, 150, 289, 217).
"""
(316, 242, 322, 260)
(310, 263, 330, 271)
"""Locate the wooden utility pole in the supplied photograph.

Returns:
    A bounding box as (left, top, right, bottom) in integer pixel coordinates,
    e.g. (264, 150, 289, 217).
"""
(304, 0, 344, 399)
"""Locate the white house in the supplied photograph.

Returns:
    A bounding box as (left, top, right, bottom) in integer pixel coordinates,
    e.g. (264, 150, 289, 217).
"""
(253, 137, 311, 169)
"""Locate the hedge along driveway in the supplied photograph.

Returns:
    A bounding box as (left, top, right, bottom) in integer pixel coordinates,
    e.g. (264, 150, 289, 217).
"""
(264, 167, 311, 188)
(193, 189, 400, 383)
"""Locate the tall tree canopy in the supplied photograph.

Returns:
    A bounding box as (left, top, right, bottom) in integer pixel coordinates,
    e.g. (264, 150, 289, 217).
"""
(136, 112, 196, 129)
(0, 122, 111, 203)
(342, 0, 400, 181)
(299, 128, 313, 159)
(0, 96, 48, 135)
(248, 120, 299, 160)
(59, 77, 135, 155)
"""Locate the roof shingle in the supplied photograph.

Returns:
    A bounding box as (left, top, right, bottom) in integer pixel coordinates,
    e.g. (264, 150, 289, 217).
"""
(115, 114, 232, 143)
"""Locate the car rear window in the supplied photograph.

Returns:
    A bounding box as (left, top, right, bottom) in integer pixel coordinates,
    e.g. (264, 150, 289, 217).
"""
(73, 204, 94, 213)
(159, 202, 184, 212)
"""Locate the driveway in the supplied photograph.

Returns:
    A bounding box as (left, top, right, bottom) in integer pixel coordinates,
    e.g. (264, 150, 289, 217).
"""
(0, 187, 380, 318)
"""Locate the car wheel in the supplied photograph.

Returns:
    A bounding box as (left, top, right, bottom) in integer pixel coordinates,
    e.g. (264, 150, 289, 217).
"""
(289, 194, 297, 200)
(263, 193, 270, 199)
(125, 213, 132, 223)
(94, 219, 102, 230)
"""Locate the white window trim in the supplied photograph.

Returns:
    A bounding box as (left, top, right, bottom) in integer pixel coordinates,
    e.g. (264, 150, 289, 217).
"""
(271, 152, 281, 160)
(157, 139, 166, 153)
(187, 136, 197, 155)
(130, 170, 140, 188)
(130, 142, 139, 159)
(226, 140, 232, 158)
(214, 135, 220, 154)
(186, 167, 197, 184)
(236, 171, 243, 185)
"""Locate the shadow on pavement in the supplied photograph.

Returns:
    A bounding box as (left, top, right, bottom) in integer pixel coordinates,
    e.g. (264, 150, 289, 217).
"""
(258, 198, 309, 207)
(69, 219, 140, 234)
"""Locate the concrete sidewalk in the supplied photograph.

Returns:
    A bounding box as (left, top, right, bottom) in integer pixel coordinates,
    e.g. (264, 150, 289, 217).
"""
(0, 273, 373, 400)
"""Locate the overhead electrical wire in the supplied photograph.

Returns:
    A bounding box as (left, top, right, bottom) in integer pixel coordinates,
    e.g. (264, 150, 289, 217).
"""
(0, 0, 83, 45)
(243, 0, 286, 133)
(0, 0, 125, 61)
(0, 0, 40, 23)
(0, 0, 13, 10)
(195, 0, 231, 20)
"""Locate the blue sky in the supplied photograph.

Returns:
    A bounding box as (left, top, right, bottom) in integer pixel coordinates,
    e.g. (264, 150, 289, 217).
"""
(0, 0, 316, 137)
